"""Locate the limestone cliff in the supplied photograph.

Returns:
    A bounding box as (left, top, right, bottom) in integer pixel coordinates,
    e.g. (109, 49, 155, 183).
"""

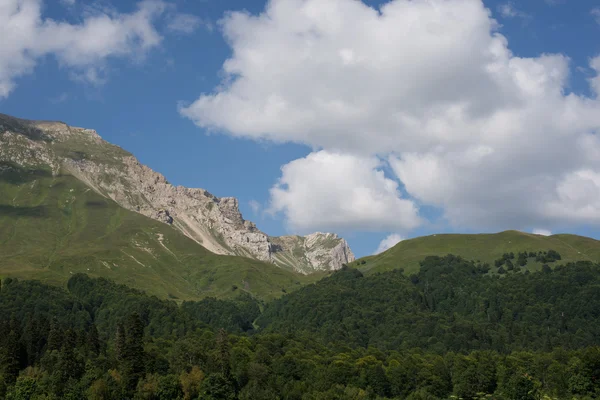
(0, 113, 355, 272)
(271, 233, 355, 274)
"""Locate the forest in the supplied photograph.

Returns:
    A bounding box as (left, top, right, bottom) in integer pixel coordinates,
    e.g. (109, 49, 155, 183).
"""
(0, 255, 599, 399)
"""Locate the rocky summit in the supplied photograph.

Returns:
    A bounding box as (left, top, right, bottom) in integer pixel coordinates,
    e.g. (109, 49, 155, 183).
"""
(0, 113, 354, 273)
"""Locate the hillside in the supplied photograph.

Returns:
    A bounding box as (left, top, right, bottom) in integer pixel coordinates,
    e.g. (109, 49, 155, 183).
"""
(0, 113, 353, 274)
(259, 255, 600, 352)
(352, 230, 600, 275)
(0, 162, 319, 301)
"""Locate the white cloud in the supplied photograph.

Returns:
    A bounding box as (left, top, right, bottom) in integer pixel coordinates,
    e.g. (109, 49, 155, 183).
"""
(498, 2, 529, 19)
(0, 0, 166, 97)
(592, 7, 600, 25)
(268, 151, 420, 232)
(532, 229, 552, 236)
(166, 12, 209, 34)
(375, 234, 404, 254)
(181, 0, 600, 233)
(591, 56, 600, 96)
(60, 0, 76, 6)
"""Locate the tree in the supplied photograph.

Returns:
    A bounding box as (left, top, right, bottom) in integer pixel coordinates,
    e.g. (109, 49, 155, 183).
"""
(2, 329, 22, 384)
(216, 329, 231, 376)
(200, 373, 236, 400)
(122, 313, 146, 394)
(180, 366, 204, 400)
(156, 374, 183, 400)
(114, 322, 125, 363)
(365, 364, 391, 397)
(86, 323, 100, 356)
(46, 318, 62, 352)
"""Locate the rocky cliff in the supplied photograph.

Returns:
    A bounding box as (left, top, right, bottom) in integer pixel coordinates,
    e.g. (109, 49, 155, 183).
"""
(271, 233, 355, 274)
(0, 113, 355, 272)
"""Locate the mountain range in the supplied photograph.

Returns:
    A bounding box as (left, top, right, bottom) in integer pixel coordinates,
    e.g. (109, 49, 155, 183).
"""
(1, 112, 600, 302)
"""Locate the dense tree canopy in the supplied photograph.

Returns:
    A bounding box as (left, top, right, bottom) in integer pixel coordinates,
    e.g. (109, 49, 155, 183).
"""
(0, 255, 599, 399)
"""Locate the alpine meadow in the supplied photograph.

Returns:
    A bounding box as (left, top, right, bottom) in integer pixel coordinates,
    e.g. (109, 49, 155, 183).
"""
(1, 0, 600, 399)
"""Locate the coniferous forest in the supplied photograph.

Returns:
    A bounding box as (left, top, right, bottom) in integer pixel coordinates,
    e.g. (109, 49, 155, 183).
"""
(1, 255, 600, 399)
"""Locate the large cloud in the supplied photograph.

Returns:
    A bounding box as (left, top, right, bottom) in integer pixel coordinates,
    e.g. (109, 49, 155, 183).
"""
(181, 0, 600, 232)
(0, 0, 168, 97)
(268, 151, 420, 232)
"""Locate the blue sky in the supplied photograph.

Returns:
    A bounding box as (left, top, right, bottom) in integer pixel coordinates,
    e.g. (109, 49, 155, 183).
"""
(2, 0, 600, 258)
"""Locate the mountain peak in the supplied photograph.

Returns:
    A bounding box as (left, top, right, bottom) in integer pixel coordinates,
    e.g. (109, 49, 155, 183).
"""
(0, 113, 354, 273)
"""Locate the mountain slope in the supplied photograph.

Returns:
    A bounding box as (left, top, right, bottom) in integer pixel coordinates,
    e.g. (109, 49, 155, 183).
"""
(0, 113, 354, 274)
(0, 114, 331, 300)
(258, 256, 600, 351)
(353, 230, 600, 275)
(0, 163, 320, 301)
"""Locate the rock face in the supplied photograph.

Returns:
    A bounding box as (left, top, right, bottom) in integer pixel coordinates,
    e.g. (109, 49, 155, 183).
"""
(271, 232, 355, 274)
(0, 113, 355, 272)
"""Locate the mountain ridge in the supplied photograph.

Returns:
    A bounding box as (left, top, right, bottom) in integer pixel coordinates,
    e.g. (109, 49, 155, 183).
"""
(353, 229, 600, 275)
(0, 112, 354, 273)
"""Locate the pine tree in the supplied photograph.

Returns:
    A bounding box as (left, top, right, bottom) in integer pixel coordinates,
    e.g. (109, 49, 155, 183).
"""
(122, 312, 146, 394)
(115, 322, 126, 363)
(47, 317, 63, 352)
(216, 328, 231, 376)
(2, 329, 21, 383)
(87, 322, 100, 356)
(58, 329, 81, 381)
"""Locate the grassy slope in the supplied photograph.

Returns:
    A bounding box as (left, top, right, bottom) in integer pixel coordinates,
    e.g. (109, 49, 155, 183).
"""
(353, 230, 600, 275)
(0, 166, 316, 301)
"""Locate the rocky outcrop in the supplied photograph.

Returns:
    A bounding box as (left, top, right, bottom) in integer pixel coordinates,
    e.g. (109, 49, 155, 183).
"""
(271, 232, 355, 274)
(0, 113, 355, 272)
(63, 154, 273, 261)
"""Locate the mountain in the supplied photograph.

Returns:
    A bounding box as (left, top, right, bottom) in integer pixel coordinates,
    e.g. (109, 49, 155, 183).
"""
(271, 232, 355, 274)
(0, 113, 354, 274)
(353, 230, 600, 275)
(0, 113, 343, 300)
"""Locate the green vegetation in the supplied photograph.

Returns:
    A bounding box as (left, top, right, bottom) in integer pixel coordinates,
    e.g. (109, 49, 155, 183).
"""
(259, 255, 600, 352)
(0, 164, 315, 302)
(353, 230, 600, 275)
(1, 256, 600, 399)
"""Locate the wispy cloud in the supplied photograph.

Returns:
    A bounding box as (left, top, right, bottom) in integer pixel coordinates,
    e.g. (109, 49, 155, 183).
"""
(166, 13, 212, 35)
(50, 92, 69, 104)
(249, 200, 261, 215)
(0, 0, 166, 98)
(498, 2, 530, 19)
(592, 7, 600, 25)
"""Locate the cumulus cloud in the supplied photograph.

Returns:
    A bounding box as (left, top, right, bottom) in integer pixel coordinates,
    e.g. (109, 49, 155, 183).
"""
(532, 229, 552, 236)
(181, 0, 600, 233)
(375, 234, 404, 254)
(0, 0, 166, 97)
(268, 151, 420, 232)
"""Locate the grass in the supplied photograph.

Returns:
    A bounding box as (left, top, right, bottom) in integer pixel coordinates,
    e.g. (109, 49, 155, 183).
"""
(352, 230, 600, 275)
(0, 166, 318, 302)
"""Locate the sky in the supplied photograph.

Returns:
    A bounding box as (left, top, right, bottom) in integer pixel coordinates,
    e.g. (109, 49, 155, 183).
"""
(1, 0, 600, 258)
